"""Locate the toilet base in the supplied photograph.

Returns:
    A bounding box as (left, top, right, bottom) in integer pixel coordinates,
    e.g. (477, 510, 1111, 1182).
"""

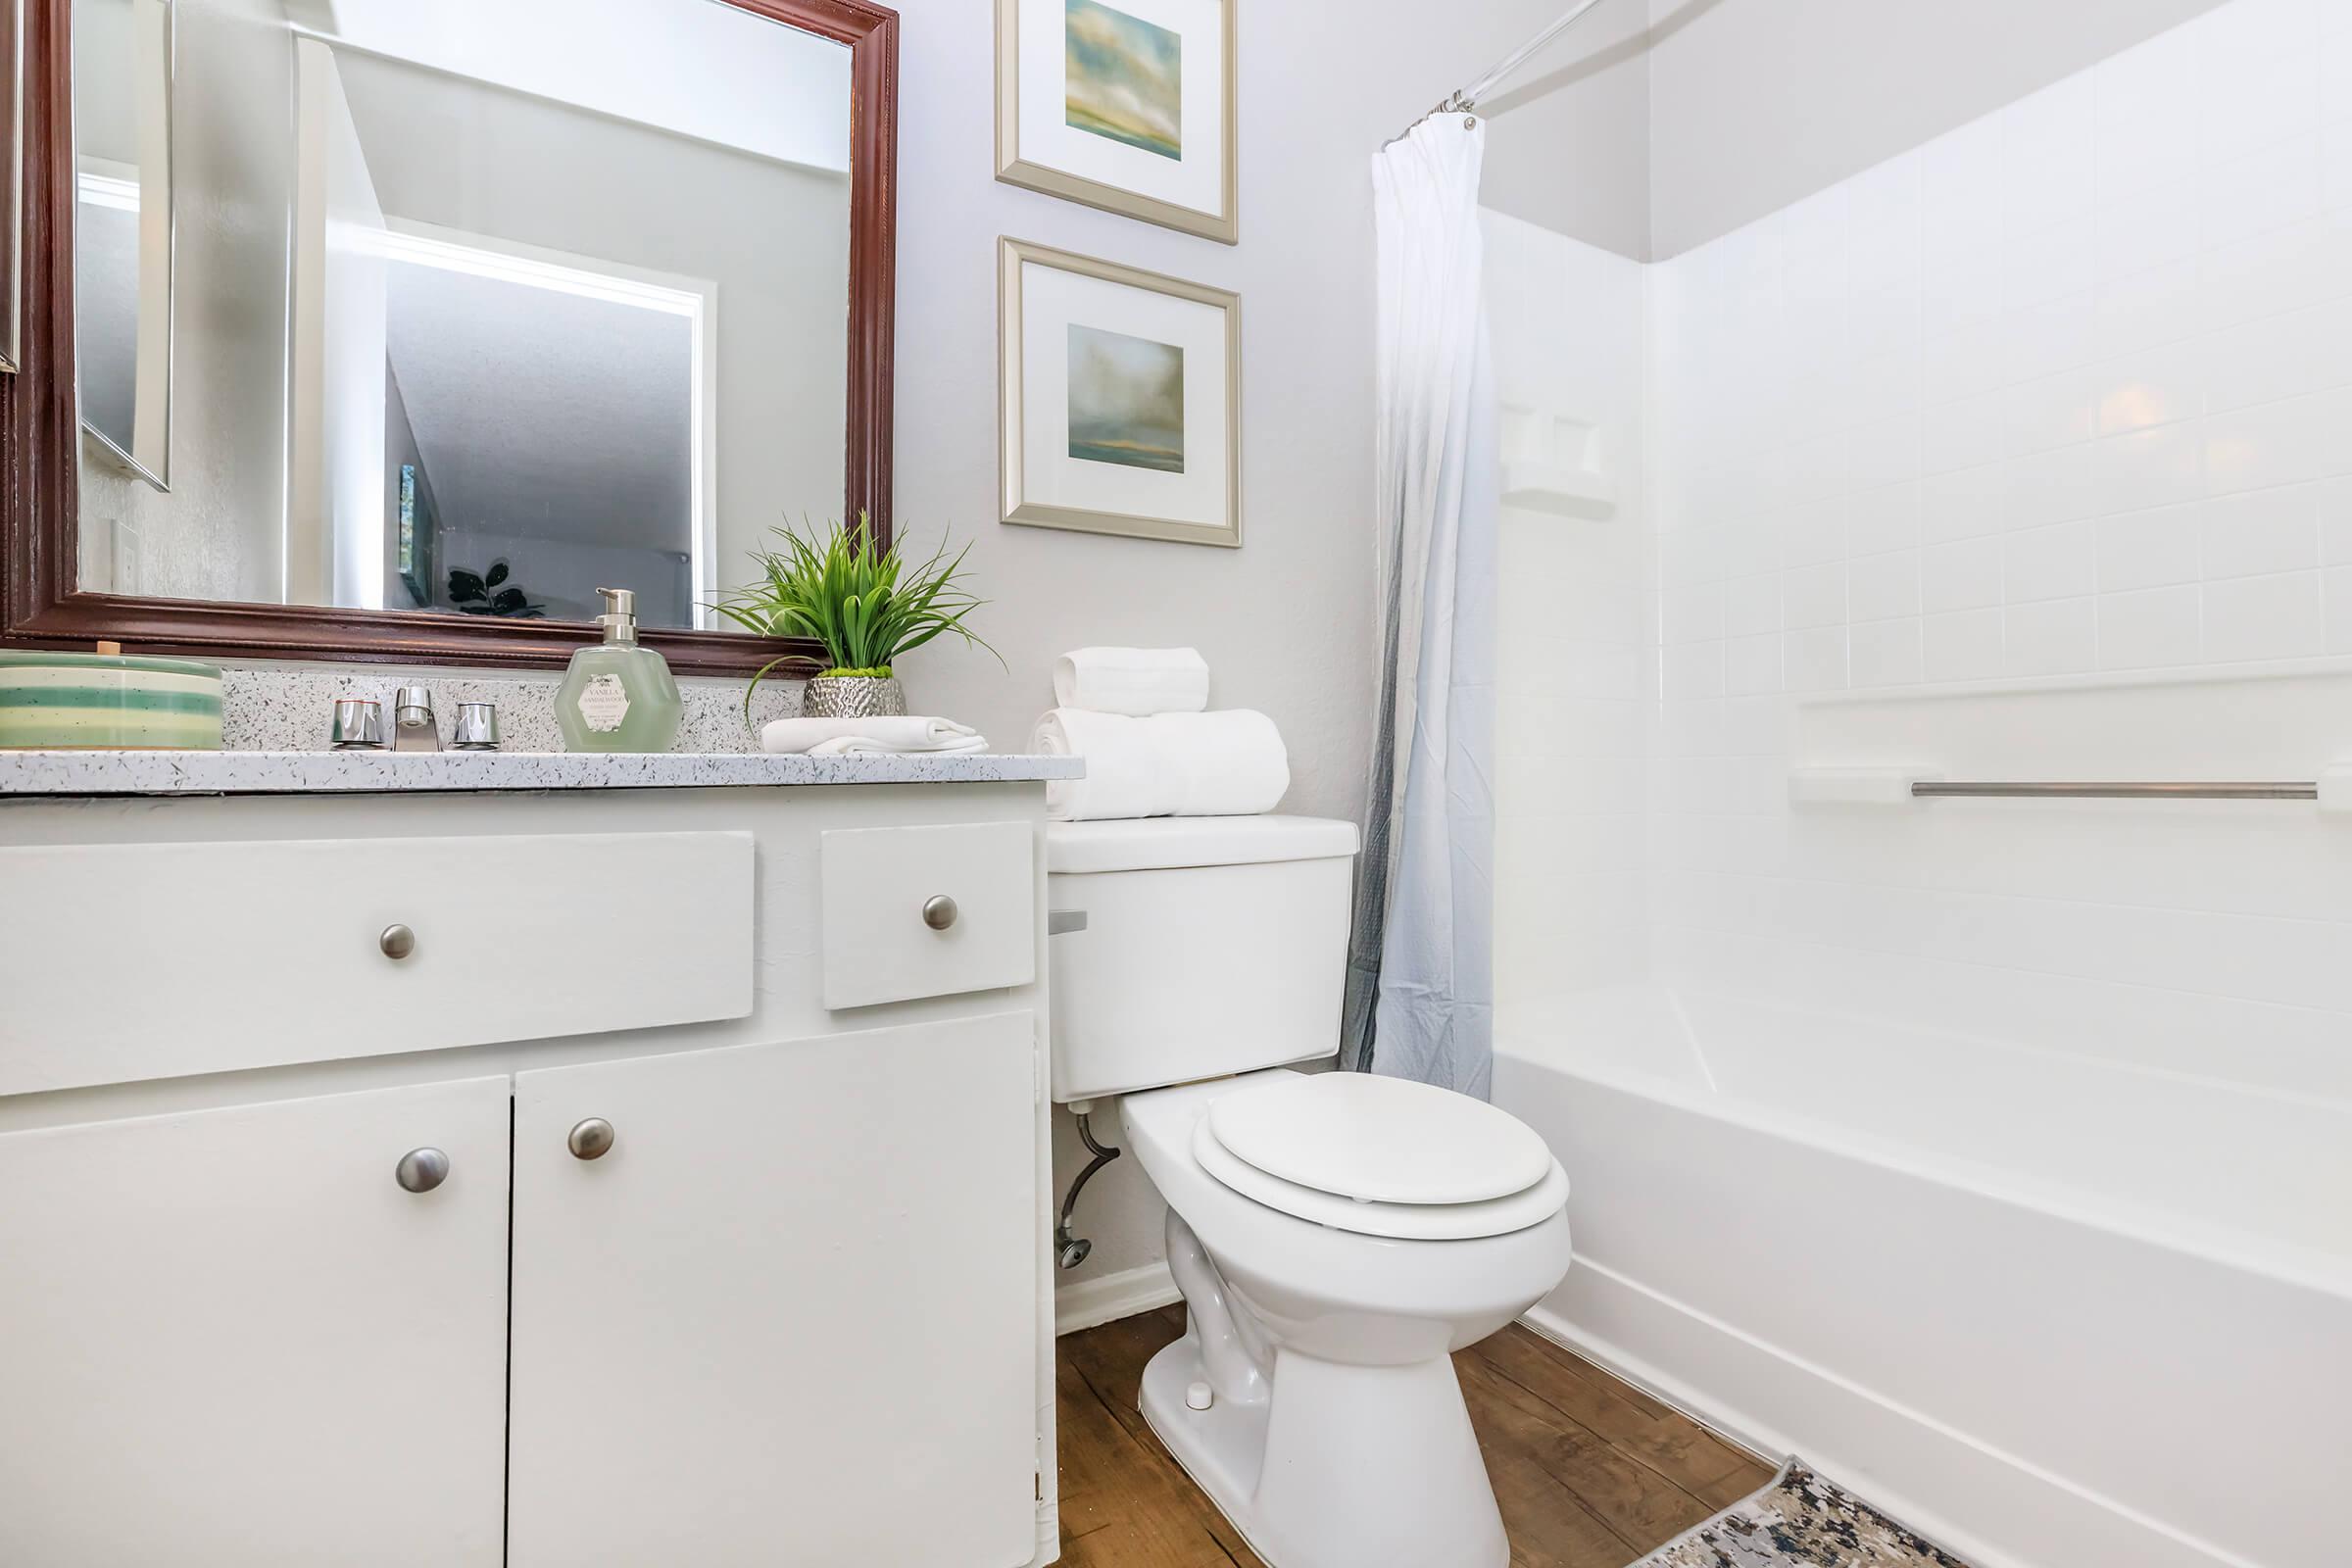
(1140, 1328, 1509, 1568)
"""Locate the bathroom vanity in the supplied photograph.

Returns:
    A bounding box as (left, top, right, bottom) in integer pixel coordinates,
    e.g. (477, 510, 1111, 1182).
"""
(0, 753, 1077, 1568)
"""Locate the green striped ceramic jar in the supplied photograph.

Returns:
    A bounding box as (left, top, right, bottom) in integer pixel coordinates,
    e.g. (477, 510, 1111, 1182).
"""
(0, 651, 224, 750)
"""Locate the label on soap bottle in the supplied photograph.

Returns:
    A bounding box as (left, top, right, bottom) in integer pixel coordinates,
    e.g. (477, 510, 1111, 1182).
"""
(576, 672, 632, 733)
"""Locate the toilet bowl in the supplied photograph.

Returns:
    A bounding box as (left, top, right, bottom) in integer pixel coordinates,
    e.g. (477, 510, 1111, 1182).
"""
(1117, 1072, 1571, 1568)
(1047, 816, 1573, 1568)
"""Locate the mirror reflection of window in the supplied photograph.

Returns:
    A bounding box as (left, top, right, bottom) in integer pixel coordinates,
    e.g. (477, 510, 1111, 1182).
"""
(74, 0, 855, 632)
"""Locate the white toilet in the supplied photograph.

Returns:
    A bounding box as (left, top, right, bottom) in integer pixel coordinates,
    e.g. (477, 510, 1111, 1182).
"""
(1048, 815, 1573, 1568)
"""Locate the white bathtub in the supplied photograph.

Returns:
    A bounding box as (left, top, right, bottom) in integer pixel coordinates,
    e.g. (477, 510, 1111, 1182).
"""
(1494, 984, 2351, 1568)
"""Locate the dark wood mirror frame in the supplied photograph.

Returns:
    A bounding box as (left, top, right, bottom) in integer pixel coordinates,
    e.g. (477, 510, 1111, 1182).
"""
(0, 0, 896, 675)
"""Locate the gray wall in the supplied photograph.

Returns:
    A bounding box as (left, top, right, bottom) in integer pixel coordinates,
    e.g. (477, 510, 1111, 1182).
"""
(1477, 0, 1656, 261)
(882, 0, 1667, 1298)
(1642, 0, 2231, 258)
(1464, 0, 2234, 260)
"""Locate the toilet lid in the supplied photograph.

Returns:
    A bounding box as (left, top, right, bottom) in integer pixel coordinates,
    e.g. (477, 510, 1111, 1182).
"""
(1204, 1071, 1557, 1205)
(1193, 1116, 1569, 1240)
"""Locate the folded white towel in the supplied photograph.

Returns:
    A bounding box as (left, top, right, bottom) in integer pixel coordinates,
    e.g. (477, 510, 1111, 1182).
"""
(761, 715, 988, 756)
(1053, 646, 1211, 717)
(1031, 709, 1289, 820)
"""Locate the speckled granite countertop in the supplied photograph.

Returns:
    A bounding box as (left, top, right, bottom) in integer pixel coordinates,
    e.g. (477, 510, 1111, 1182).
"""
(0, 750, 1083, 797)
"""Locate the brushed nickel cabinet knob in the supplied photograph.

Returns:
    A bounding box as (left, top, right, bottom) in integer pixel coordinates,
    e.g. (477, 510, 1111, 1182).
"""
(395, 1148, 450, 1194)
(379, 923, 416, 960)
(921, 895, 958, 931)
(567, 1118, 615, 1161)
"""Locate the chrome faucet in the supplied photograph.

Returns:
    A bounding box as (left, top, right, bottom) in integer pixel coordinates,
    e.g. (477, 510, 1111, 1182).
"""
(390, 685, 440, 752)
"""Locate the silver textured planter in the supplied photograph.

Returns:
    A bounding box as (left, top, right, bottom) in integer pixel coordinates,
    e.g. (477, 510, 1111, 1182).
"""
(801, 673, 907, 719)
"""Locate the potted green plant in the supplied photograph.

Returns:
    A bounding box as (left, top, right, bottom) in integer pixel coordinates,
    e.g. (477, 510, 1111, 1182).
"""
(713, 518, 998, 724)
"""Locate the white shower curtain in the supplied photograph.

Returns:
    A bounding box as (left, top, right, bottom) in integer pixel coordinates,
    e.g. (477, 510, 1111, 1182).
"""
(1342, 113, 1499, 1099)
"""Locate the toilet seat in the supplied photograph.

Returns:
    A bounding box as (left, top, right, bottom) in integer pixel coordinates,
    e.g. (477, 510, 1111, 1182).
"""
(1191, 1072, 1570, 1242)
(1205, 1070, 1555, 1203)
(1192, 1117, 1569, 1240)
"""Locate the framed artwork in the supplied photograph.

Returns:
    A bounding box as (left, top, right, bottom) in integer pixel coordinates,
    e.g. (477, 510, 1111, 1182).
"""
(995, 0, 1237, 244)
(1000, 237, 1239, 548)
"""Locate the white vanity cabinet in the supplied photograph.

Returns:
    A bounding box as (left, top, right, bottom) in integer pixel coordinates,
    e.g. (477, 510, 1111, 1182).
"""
(508, 1013, 1041, 1567)
(0, 773, 1063, 1568)
(0, 1076, 514, 1566)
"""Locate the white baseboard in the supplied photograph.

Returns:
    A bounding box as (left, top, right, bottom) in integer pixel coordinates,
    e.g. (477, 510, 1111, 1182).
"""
(1054, 1260, 1180, 1337)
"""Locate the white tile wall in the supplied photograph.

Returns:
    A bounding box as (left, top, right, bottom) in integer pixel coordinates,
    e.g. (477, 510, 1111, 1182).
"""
(1486, 209, 1651, 1008)
(1494, 0, 2352, 1101)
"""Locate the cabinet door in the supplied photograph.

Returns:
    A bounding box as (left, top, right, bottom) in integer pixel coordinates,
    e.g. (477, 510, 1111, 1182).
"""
(510, 1012, 1040, 1568)
(0, 1078, 512, 1567)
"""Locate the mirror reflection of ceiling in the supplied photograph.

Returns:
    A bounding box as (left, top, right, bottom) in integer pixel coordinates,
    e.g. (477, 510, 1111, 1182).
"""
(284, 0, 852, 172)
(384, 265, 690, 556)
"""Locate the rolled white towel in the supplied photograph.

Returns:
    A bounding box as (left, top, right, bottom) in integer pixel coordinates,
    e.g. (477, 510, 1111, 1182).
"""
(761, 715, 988, 755)
(1053, 646, 1210, 716)
(1030, 709, 1289, 820)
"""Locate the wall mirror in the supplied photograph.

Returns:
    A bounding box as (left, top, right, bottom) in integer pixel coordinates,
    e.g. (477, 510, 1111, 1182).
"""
(5, 0, 897, 672)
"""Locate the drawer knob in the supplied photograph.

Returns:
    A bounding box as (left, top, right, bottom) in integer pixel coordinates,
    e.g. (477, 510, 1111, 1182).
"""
(395, 1147, 450, 1194)
(921, 894, 959, 931)
(379, 923, 417, 960)
(567, 1117, 615, 1161)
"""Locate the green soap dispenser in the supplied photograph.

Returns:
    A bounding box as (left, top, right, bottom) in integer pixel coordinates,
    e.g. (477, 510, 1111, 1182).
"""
(557, 587, 682, 753)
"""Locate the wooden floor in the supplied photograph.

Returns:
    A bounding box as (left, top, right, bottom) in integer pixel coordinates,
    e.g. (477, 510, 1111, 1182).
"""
(1055, 1306, 1775, 1568)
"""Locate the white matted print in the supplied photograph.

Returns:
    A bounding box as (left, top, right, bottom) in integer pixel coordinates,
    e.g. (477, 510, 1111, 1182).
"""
(996, 0, 1237, 244)
(1000, 239, 1240, 548)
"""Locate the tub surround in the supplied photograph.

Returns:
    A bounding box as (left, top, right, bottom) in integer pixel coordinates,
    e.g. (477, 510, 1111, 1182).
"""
(0, 749, 1084, 798)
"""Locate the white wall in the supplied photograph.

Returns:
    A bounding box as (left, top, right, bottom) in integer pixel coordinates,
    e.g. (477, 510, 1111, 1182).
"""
(1494, 0, 2352, 1104)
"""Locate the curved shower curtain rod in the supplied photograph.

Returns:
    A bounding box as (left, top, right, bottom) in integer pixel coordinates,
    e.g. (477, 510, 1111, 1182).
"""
(1387, 0, 1614, 145)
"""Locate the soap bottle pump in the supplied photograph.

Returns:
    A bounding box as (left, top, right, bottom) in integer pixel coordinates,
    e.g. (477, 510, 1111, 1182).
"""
(556, 587, 682, 753)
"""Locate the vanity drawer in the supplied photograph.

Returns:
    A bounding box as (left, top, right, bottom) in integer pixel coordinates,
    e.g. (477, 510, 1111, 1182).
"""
(0, 832, 754, 1096)
(820, 822, 1036, 1008)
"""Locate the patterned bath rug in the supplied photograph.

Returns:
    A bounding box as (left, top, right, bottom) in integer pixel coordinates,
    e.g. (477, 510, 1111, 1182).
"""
(1632, 1458, 1977, 1567)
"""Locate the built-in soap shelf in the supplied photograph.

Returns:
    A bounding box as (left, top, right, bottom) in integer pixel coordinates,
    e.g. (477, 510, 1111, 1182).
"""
(1499, 403, 1614, 518)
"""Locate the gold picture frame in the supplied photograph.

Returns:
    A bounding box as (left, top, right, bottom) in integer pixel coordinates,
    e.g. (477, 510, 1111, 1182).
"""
(994, 0, 1238, 245)
(1000, 238, 1241, 548)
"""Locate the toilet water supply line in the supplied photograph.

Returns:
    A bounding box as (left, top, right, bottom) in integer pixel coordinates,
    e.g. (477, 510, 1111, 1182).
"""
(1056, 1101, 1122, 1270)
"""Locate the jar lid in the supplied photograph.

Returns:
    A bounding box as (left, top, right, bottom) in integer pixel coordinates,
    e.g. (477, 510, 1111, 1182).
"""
(0, 651, 221, 680)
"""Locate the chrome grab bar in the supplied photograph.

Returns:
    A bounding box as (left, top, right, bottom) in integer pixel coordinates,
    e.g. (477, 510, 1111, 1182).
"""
(1911, 781, 2320, 801)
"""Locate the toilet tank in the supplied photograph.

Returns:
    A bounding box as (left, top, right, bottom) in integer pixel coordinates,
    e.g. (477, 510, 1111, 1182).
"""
(1047, 815, 1360, 1102)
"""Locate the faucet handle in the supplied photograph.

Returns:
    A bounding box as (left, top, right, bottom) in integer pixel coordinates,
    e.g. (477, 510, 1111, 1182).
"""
(452, 702, 501, 751)
(330, 698, 385, 749)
